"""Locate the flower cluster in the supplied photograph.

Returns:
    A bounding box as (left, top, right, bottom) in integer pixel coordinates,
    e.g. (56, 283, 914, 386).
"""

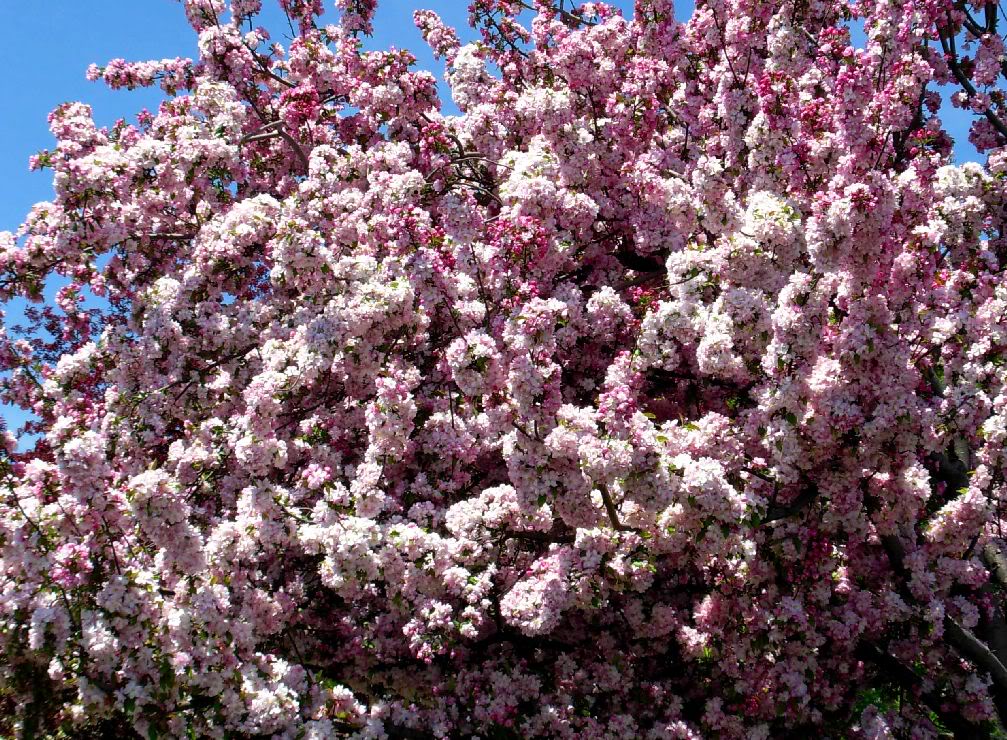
(86, 57, 195, 95)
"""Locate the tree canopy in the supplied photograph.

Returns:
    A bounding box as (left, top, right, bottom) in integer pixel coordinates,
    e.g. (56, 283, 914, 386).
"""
(4, 0, 1007, 736)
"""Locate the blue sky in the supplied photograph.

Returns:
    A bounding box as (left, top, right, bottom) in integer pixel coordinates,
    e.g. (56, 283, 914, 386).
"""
(0, 0, 980, 442)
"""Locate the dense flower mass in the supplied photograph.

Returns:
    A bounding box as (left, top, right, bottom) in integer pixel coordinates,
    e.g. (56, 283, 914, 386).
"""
(6, 0, 1007, 736)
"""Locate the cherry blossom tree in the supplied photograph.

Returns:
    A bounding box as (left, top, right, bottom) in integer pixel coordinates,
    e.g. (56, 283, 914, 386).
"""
(5, 0, 1007, 736)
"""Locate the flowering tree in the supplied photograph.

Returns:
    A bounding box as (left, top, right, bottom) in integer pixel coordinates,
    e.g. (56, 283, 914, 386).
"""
(7, 0, 1007, 736)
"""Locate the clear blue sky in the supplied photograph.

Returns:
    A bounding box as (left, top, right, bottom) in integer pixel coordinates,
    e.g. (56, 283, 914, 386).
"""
(0, 0, 978, 442)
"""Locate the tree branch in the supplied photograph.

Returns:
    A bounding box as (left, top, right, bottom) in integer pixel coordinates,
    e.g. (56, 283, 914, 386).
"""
(984, 540, 1007, 589)
(943, 616, 1007, 705)
(856, 641, 983, 736)
(763, 484, 819, 525)
(502, 528, 575, 544)
(939, 27, 1007, 141)
(598, 485, 642, 533)
(276, 128, 311, 172)
(882, 529, 1007, 724)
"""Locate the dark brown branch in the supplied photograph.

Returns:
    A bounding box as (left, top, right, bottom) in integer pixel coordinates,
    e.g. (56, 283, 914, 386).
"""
(615, 249, 666, 272)
(239, 119, 284, 145)
(893, 88, 927, 170)
(276, 128, 311, 172)
(939, 27, 1007, 141)
(598, 484, 643, 533)
(237, 120, 310, 172)
(503, 528, 575, 544)
(943, 617, 1007, 703)
(856, 641, 983, 736)
(250, 49, 296, 89)
(984, 540, 1007, 589)
(952, 0, 986, 37)
(763, 484, 819, 524)
(514, 0, 598, 28)
(882, 530, 1007, 724)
